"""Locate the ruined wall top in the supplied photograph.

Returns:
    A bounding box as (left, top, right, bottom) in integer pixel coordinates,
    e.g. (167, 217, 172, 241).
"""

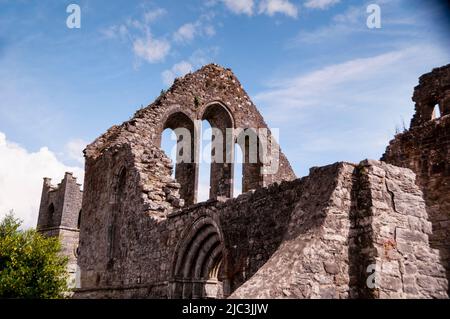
(411, 63, 450, 128)
(37, 172, 83, 231)
(85, 64, 248, 159)
(83, 63, 296, 207)
(85, 64, 289, 161)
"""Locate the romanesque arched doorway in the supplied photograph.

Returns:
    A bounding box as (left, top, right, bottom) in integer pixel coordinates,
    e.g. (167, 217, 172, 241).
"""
(171, 217, 228, 299)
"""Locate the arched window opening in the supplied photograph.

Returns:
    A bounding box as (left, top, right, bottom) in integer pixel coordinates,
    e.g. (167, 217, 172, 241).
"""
(161, 128, 177, 178)
(432, 104, 441, 119)
(77, 209, 82, 229)
(236, 129, 263, 193)
(233, 143, 243, 198)
(162, 112, 198, 206)
(202, 103, 234, 200)
(117, 168, 126, 195)
(198, 120, 212, 202)
(47, 203, 55, 227)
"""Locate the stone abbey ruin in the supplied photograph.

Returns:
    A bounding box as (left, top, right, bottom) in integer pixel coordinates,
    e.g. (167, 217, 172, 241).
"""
(37, 63, 450, 298)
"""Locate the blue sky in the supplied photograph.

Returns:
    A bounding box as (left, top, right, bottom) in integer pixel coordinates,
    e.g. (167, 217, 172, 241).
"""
(0, 0, 449, 227)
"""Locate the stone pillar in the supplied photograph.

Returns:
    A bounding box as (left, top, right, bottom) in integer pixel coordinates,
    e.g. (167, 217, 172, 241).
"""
(209, 126, 233, 200)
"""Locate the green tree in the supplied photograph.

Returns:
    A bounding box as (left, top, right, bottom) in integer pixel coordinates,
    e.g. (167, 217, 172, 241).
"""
(0, 211, 69, 298)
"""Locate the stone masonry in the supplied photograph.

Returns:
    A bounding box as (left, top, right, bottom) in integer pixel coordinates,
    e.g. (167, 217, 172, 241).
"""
(37, 64, 450, 298)
(382, 64, 450, 293)
(37, 172, 83, 288)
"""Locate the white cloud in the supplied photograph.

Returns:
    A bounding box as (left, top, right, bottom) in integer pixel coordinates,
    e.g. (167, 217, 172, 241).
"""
(161, 47, 219, 86)
(64, 139, 87, 165)
(333, 6, 361, 24)
(143, 8, 167, 24)
(204, 25, 216, 36)
(173, 23, 197, 43)
(304, 0, 340, 10)
(259, 0, 298, 18)
(102, 7, 172, 65)
(291, 5, 370, 44)
(162, 61, 194, 86)
(173, 15, 218, 43)
(101, 24, 129, 40)
(222, 0, 255, 15)
(0, 132, 84, 229)
(133, 34, 171, 63)
(294, 2, 421, 45)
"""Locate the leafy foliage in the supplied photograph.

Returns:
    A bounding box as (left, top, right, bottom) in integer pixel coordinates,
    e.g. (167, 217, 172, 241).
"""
(0, 211, 69, 298)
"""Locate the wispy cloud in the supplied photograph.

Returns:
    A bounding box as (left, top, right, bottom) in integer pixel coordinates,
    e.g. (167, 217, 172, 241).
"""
(291, 2, 421, 45)
(63, 139, 87, 165)
(101, 7, 172, 64)
(292, 5, 366, 44)
(162, 61, 194, 86)
(256, 49, 407, 109)
(259, 0, 298, 18)
(173, 23, 197, 43)
(102, 6, 219, 66)
(213, 0, 298, 18)
(254, 44, 449, 176)
(133, 34, 171, 63)
(143, 8, 167, 24)
(222, 0, 255, 16)
(172, 18, 216, 44)
(161, 47, 220, 86)
(304, 0, 340, 10)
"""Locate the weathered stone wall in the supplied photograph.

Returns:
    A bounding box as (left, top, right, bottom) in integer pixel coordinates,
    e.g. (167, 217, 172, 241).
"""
(229, 162, 355, 299)
(75, 160, 447, 299)
(382, 113, 450, 289)
(353, 160, 447, 298)
(75, 162, 302, 298)
(230, 161, 448, 299)
(382, 64, 450, 292)
(410, 64, 450, 128)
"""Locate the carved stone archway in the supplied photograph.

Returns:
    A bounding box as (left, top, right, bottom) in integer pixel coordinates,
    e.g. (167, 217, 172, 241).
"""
(171, 217, 228, 299)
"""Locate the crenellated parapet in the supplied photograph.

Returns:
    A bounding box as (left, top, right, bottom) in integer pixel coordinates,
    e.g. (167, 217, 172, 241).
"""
(37, 172, 83, 289)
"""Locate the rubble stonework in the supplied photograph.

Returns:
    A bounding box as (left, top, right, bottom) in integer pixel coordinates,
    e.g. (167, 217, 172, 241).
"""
(382, 64, 450, 293)
(230, 161, 447, 299)
(409, 64, 450, 128)
(37, 64, 450, 298)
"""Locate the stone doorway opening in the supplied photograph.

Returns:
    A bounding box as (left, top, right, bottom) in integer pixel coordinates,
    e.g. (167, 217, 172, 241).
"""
(171, 217, 228, 299)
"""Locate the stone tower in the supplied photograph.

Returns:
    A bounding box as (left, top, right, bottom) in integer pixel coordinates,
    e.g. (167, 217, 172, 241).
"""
(37, 172, 83, 288)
